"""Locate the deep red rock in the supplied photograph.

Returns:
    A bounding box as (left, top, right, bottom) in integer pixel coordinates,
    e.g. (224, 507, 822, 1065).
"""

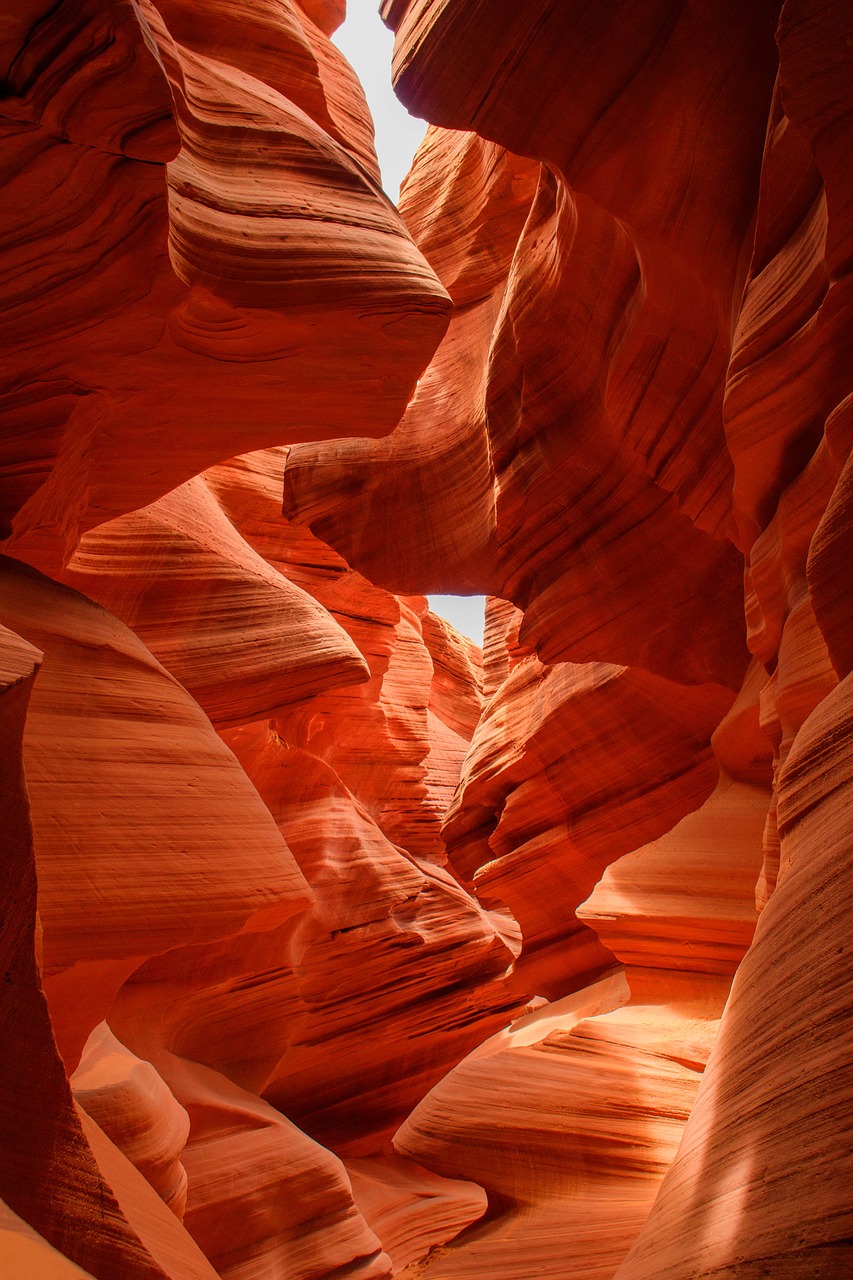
(1, 0, 449, 575)
(1, 0, 851, 1277)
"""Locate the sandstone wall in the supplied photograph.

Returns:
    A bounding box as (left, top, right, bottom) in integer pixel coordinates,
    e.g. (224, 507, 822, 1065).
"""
(0, 1, 850, 1278)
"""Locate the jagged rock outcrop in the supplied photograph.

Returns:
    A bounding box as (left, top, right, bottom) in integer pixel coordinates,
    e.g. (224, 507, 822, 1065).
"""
(1, 0, 851, 1278)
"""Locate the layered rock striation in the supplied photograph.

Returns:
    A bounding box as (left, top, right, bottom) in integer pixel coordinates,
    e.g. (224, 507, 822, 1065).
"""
(1, 1, 851, 1279)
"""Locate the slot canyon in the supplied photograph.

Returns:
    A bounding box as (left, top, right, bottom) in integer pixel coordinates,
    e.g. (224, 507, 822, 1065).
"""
(1, 0, 851, 1277)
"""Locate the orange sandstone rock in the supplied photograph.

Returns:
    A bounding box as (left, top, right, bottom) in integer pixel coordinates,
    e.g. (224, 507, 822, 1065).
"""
(150, 1053, 394, 1280)
(393, 661, 773, 1279)
(0, 1201, 97, 1280)
(285, 0, 783, 688)
(443, 654, 734, 997)
(0, 0, 851, 1276)
(109, 736, 520, 1154)
(209, 448, 483, 861)
(0, 616, 178, 1280)
(809, 405, 853, 677)
(0, 555, 310, 1070)
(346, 1155, 487, 1276)
(77, 1108, 221, 1280)
(393, 971, 704, 1278)
(62, 476, 369, 728)
(1, 0, 448, 574)
(615, 676, 853, 1279)
(283, 131, 539, 596)
(72, 1025, 191, 1219)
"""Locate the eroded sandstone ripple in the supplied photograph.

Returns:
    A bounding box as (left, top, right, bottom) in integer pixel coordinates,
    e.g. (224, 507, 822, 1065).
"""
(0, 1, 850, 1277)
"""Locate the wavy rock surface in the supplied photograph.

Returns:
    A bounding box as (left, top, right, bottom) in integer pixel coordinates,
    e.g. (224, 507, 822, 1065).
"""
(617, 676, 853, 1279)
(347, 1155, 487, 1275)
(284, 0, 785, 688)
(151, 1053, 393, 1280)
(444, 642, 734, 997)
(108, 735, 520, 1154)
(393, 972, 688, 1279)
(283, 131, 539, 596)
(208, 449, 482, 858)
(0, 616, 206, 1280)
(615, 3, 853, 1271)
(61, 476, 369, 728)
(1, 0, 851, 1277)
(77, 1108, 221, 1280)
(581, 659, 772, 978)
(1, 0, 448, 574)
(72, 1025, 191, 1219)
(393, 663, 772, 1279)
(0, 555, 310, 1069)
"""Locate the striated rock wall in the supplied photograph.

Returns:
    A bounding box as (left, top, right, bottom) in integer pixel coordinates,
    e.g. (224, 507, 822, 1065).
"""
(1, 1, 850, 1279)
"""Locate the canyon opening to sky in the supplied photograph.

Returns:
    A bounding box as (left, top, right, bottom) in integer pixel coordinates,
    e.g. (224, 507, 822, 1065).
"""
(0, 2, 851, 1280)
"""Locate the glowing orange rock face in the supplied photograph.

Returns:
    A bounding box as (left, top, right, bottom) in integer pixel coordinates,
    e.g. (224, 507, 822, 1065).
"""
(61, 476, 370, 729)
(443, 613, 736, 998)
(72, 1025, 192, 1219)
(106, 731, 519, 1154)
(207, 448, 485, 862)
(140, 1052, 395, 1280)
(286, 0, 786, 688)
(1, 0, 448, 575)
(0, 556, 311, 1072)
(0, 614, 187, 1280)
(616, 677, 853, 1280)
(1, 0, 852, 1277)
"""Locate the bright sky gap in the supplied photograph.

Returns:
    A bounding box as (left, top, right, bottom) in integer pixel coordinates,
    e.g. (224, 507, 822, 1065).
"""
(333, 6, 487, 646)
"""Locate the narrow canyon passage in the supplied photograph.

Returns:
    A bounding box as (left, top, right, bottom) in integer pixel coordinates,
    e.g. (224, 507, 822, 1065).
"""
(0, 3, 851, 1280)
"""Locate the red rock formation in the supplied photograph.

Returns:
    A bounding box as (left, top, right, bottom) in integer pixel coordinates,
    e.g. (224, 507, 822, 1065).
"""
(616, 676, 853, 1279)
(149, 1052, 393, 1280)
(1, 0, 851, 1277)
(0, 556, 310, 1071)
(391, 659, 772, 1278)
(0, 606, 201, 1280)
(72, 1025, 191, 1219)
(613, 2, 853, 1272)
(0, 1200, 97, 1280)
(283, 131, 539, 596)
(347, 1155, 487, 1275)
(61, 476, 369, 728)
(107, 735, 520, 1154)
(1, 0, 448, 575)
(444, 635, 734, 997)
(393, 972, 683, 1279)
(284, 0, 785, 688)
(207, 449, 485, 861)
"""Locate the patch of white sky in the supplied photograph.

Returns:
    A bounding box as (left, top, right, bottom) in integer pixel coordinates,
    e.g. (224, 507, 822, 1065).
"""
(332, 3, 424, 202)
(332, 5, 487, 646)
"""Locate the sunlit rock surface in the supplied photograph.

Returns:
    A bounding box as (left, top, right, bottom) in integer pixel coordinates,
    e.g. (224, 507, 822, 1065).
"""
(72, 1025, 191, 1219)
(0, 555, 310, 1072)
(442, 632, 735, 999)
(1, 0, 851, 1278)
(346, 1154, 487, 1275)
(0, 622, 173, 1280)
